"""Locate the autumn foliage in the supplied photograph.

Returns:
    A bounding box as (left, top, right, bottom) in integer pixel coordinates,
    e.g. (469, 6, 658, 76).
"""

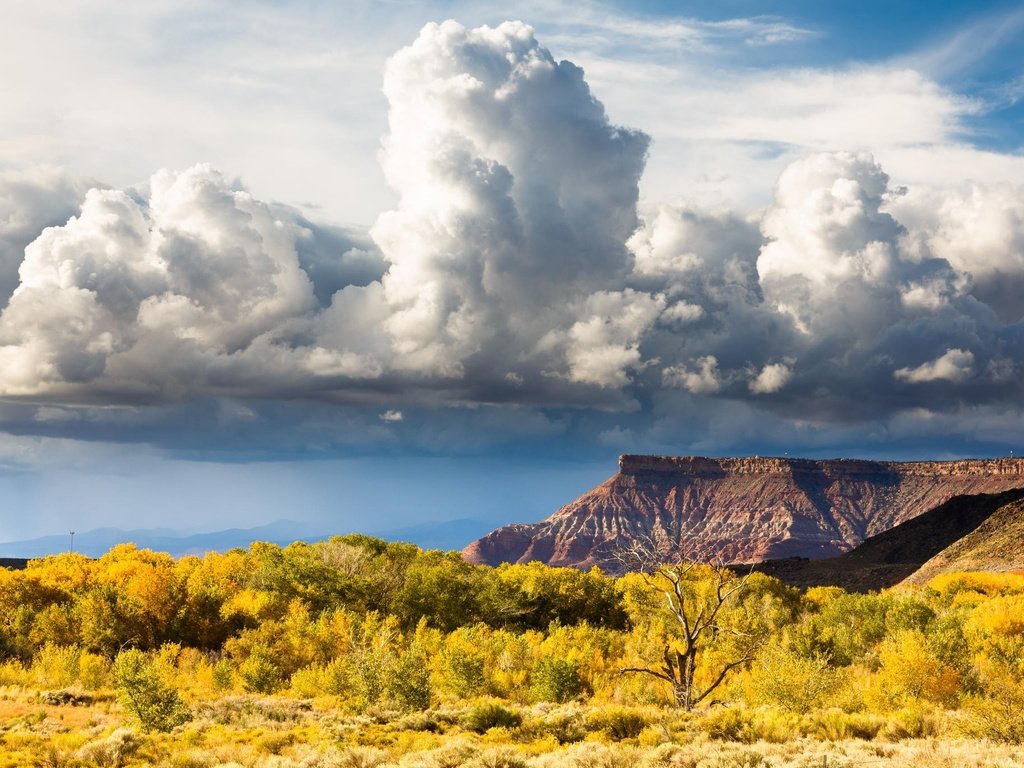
(2, 536, 1024, 757)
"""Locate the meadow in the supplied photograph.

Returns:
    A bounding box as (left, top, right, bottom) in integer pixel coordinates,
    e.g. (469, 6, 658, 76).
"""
(1, 536, 1023, 767)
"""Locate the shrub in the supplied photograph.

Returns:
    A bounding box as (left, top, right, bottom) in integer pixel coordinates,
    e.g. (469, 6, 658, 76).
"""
(79, 651, 111, 690)
(695, 707, 756, 743)
(31, 643, 81, 688)
(462, 701, 523, 733)
(807, 708, 883, 741)
(530, 657, 585, 703)
(535, 708, 587, 744)
(584, 706, 651, 741)
(75, 728, 141, 767)
(387, 648, 432, 711)
(238, 653, 281, 694)
(212, 659, 234, 691)
(113, 649, 191, 732)
(465, 747, 528, 768)
(957, 662, 1024, 744)
(878, 705, 940, 740)
(749, 646, 839, 713)
(440, 645, 489, 699)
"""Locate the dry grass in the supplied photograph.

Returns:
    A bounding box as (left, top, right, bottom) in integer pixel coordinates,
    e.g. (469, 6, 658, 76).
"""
(2, 686, 1024, 768)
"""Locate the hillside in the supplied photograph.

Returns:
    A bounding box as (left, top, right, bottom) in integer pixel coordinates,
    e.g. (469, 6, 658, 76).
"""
(754, 488, 1024, 591)
(904, 493, 1024, 584)
(463, 455, 1024, 569)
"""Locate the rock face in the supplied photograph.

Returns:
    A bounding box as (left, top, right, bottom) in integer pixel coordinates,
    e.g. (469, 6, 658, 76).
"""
(462, 455, 1024, 569)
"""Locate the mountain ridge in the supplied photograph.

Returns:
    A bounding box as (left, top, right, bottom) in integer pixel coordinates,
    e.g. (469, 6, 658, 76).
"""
(0, 516, 501, 560)
(463, 455, 1024, 570)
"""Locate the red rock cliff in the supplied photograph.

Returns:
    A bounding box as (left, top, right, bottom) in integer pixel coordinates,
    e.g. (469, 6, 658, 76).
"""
(462, 455, 1024, 569)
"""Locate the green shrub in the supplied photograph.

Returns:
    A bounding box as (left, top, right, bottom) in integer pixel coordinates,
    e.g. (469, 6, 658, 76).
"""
(78, 651, 110, 690)
(536, 708, 587, 744)
(113, 649, 191, 732)
(32, 643, 80, 688)
(879, 705, 939, 740)
(807, 708, 883, 741)
(464, 747, 528, 768)
(749, 646, 839, 713)
(75, 728, 141, 767)
(530, 657, 585, 703)
(238, 653, 281, 694)
(212, 659, 234, 691)
(440, 646, 489, 699)
(387, 649, 432, 711)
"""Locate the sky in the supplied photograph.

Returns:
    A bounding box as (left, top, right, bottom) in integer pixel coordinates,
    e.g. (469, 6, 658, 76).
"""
(1, 0, 1024, 543)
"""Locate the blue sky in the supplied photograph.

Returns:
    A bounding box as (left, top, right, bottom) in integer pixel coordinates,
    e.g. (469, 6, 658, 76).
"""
(0, 0, 1023, 543)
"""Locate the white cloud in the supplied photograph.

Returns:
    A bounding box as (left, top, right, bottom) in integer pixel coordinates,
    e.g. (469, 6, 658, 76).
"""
(0, 165, 371, 398)
(891, 183, 1024, 322)
(895, 348, 975, 384)
(566, 290, 664, 388)
(664, 355, 722, 395)
(366, 19, 653, 386)
(749, 362, 792, 394)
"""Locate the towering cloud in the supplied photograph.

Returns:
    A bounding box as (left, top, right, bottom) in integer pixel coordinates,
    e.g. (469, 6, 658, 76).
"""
(365, 20, 652, 386)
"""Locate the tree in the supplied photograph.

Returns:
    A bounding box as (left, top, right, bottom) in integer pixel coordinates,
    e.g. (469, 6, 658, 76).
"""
(616, 539, 760, 710)
(113, 649, 191, 732)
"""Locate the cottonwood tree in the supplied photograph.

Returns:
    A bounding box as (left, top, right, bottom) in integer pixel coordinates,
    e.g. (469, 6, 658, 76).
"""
(614, 537, 762, 710)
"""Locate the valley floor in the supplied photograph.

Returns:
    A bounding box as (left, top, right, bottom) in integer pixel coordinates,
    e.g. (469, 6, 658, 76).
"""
(2, 687, 1023, 768)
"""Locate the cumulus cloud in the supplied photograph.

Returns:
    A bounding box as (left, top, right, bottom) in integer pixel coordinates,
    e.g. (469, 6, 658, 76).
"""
(749, 362, 792, 394)
(891, 183, 1024, 323)
(0, 165, 382, 398)
(0, 167, 96, 308)
(362, 20, 652, 386)
(895, 348, 975, 384)
(1, 20, 1024, 457)
(664, 355, 722, 394)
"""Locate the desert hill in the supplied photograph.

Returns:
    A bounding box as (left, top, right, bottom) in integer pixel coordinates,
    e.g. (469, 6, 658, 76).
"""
(903, 492, 1024, 585)
(753, 488, 1024, 591)
(463, 455, 1024, 570)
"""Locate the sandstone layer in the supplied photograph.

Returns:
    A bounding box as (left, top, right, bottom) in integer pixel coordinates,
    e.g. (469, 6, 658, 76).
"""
(462, 455, 1024, 569)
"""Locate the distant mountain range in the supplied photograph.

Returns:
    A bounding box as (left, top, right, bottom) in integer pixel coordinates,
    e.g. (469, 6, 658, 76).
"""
(0, 516, 500, 560)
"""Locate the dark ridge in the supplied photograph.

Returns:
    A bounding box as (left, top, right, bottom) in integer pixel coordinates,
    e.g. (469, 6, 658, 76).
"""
(752, 487, 1024, 592)
(0, 558, 28, 570)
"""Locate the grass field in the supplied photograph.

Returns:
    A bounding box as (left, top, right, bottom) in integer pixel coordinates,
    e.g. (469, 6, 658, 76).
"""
(3, 684, 1024, 768)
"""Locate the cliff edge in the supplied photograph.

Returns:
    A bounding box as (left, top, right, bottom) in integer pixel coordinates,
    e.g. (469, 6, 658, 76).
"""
(462, 455, 1024, 569)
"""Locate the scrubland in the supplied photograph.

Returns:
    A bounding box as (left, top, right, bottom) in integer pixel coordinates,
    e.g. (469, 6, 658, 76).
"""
(1, 537, 1023, 766)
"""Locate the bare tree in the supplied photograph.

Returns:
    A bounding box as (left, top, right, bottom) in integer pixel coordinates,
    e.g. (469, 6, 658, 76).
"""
(614, 536, 761, 710)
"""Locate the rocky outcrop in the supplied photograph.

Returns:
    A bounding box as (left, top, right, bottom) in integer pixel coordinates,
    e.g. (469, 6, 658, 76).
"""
(462, 455, 1024, 570)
